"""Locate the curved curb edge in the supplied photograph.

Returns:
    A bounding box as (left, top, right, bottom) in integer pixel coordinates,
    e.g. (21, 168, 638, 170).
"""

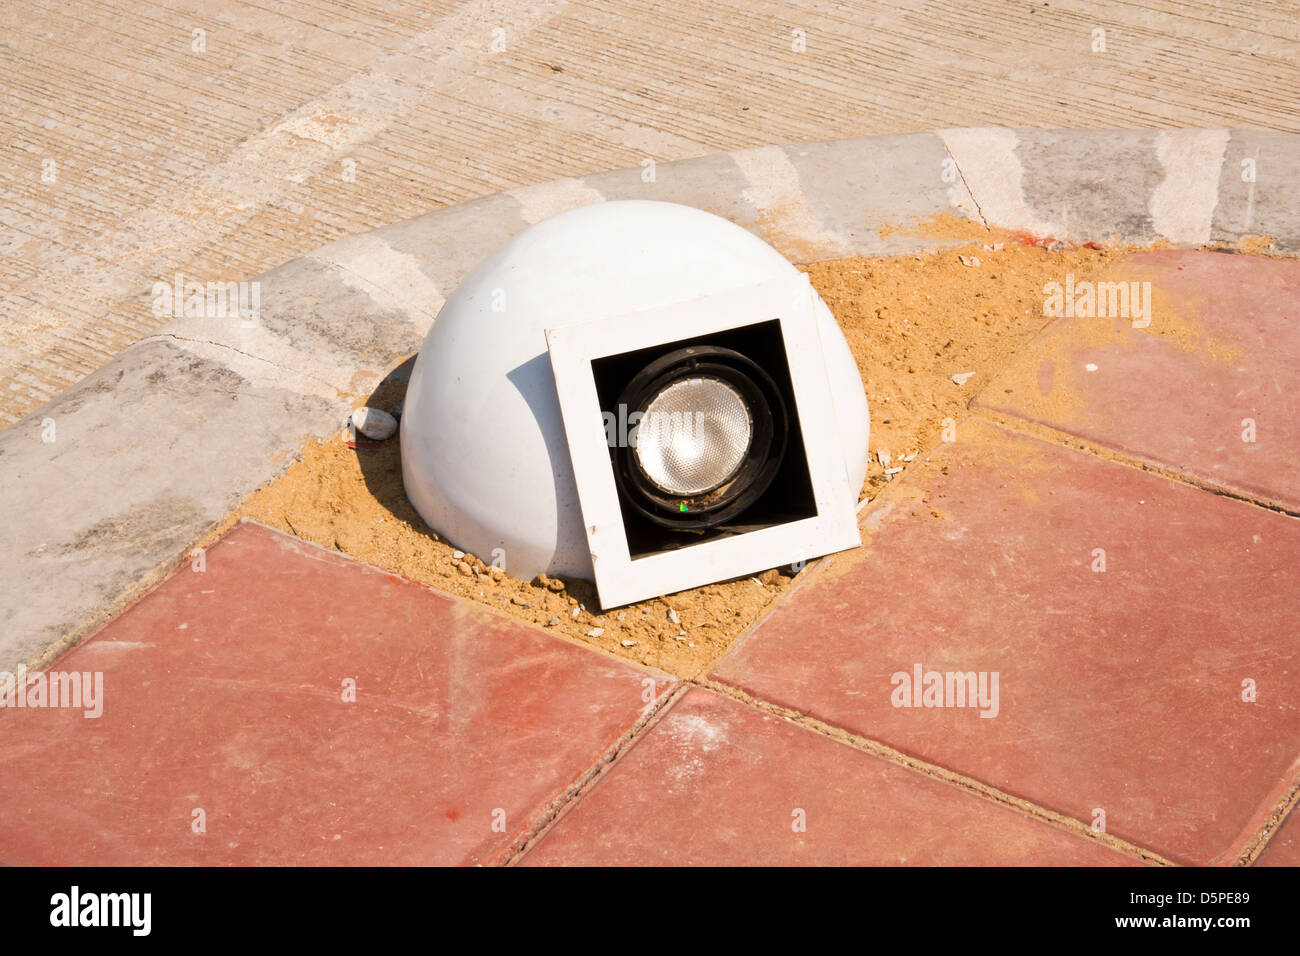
(2, 127, 1297, 675)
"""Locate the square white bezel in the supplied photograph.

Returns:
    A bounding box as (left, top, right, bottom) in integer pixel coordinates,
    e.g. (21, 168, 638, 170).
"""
(545, 274, 860, 609)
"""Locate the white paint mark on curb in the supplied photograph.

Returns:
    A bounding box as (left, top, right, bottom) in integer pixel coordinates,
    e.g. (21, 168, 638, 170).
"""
(509, 178, 606, 225)
(938, 128, 1064, 238)
(732, 146, 854, 259)
(311, 234, 445, 335)
(1150, 130, 1229, 244)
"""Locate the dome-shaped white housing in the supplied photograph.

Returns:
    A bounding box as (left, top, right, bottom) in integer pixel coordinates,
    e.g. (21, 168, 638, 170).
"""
(401, 200, 869, 580)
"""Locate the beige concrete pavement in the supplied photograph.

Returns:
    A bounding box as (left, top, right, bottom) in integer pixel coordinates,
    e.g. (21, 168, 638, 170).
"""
(2, 0, 1297, 425)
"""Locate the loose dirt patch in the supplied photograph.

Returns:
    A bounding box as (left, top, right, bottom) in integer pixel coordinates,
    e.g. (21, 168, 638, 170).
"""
(207, 219, 1186, 678)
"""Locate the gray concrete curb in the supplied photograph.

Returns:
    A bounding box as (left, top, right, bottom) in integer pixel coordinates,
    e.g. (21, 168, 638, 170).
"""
(2, 127, 1297, 676)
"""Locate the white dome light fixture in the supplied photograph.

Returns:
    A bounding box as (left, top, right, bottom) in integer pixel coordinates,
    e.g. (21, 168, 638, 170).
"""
(400, 200, 869, 608)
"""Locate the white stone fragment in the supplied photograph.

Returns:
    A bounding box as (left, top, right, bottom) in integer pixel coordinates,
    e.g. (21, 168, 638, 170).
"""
(350, 406, 398, 440)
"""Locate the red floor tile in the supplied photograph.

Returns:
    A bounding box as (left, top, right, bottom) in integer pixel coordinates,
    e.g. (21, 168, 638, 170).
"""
(520, 687, 1137, 865)
(975, 251, 1300, 512)
(0, 521, 674, 866)
(1256, 806, 1300, 867)
(711, 419, 1300, 865)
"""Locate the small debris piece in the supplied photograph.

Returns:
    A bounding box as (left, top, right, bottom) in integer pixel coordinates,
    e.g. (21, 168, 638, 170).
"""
(884, 467, 904, 476)
(951, 371, 976, 386)
(534, 573, 567, 592)
(452, 550, 465, 560)
(350, 406, 398, 441)
(571, 607, 581, 618)
(586, 627, 605, 638)
(667, 608, 681, 625)
(546, 616, 560, 627)
(877, 448, 892, 468)
(619, 640, 637, 648)
(958, 255, 980, 267)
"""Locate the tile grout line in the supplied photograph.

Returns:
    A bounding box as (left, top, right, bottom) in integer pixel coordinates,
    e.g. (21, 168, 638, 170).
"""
(695, 405, 1294, 866)
(30, 509, 1277, 868)
(503, 404, 1297, 866)
(494, 681, 691, 866)
(1233, 777, 1300, 866)
(692, 676, 1176, 866)
(967, 406, 1300, 522)
(20, 515, 697, 868)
